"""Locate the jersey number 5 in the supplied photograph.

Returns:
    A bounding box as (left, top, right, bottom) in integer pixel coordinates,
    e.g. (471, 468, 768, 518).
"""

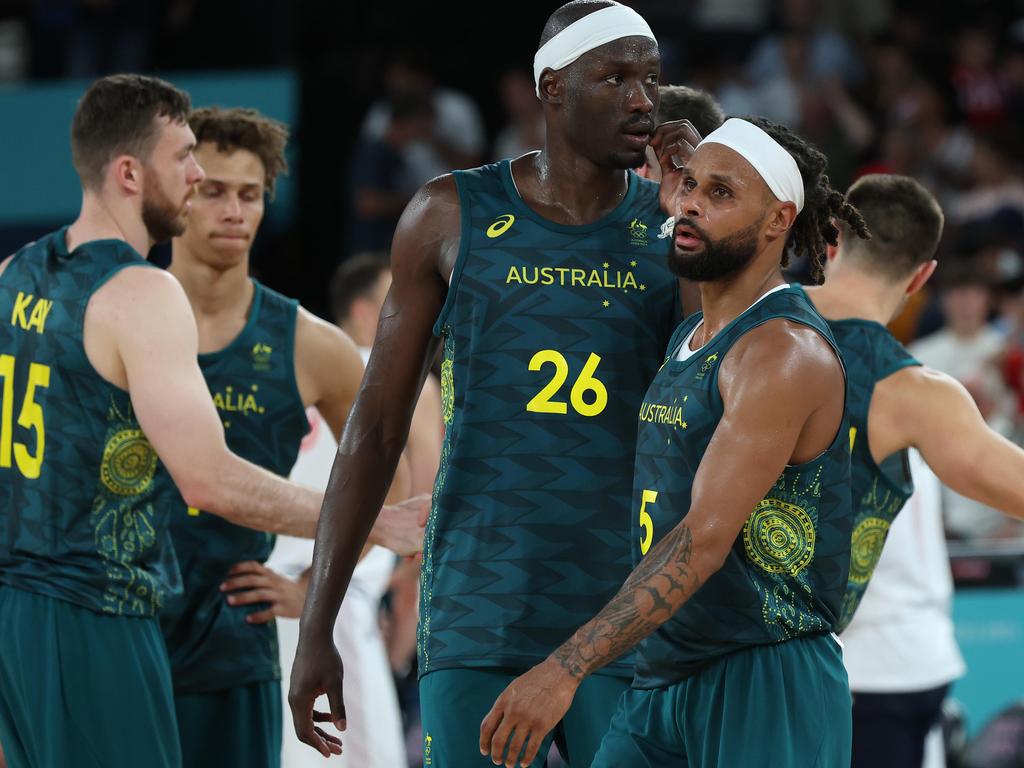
(638, 489, 658, 555)
(0, 354, 50, 479)
(526, 350, 608, 417)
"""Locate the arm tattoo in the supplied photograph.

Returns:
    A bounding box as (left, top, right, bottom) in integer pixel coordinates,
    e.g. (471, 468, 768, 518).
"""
(552, 523, 701, 679)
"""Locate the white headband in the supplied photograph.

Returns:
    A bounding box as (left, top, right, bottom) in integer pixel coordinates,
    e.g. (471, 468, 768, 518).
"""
(533, 5, 657, 98)
(696, 118, 805, 212)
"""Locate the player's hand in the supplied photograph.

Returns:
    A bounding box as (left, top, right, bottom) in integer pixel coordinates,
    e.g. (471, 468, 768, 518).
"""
(650, 119, 703, 216)
(221, 561, 307, 624)
(479, 657, 579, 768)
(289, 634, 347, 758)
(367, 493, 430, 557)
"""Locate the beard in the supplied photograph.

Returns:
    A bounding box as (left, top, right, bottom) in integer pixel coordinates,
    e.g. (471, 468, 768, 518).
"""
(141, 178, 188, 243)
(667, 217, 763, 282)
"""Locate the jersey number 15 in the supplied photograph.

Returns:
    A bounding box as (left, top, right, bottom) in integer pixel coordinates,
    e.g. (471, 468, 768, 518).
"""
(0, 354, 50, 479)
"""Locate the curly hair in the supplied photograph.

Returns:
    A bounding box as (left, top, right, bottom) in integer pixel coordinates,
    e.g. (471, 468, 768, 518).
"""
(189, 107, 289, 198)
(743, 116, 870, 283)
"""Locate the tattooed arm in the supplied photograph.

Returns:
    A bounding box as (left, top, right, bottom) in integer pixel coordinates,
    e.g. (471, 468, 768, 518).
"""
(478, 319, 846, 768)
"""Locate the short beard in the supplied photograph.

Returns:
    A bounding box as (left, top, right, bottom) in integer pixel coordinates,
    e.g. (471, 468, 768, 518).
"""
(667, 217, 763, 282)
(141, 181, 186, 244)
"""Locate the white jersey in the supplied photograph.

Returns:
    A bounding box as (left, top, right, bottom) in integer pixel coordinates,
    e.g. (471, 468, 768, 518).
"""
(840, 450, 966, 693)
(269, 402, 405, 768)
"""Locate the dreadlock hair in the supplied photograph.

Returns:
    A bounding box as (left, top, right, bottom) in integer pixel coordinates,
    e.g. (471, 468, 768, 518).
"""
(741, 116, 870, 283)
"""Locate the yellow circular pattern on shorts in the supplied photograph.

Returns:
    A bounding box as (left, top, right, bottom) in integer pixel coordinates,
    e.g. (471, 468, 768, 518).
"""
(100, 429, 157, 496)
(848, 516, 890, 585)
(440, 358, 455, 426)
(743, 498, 816, 576)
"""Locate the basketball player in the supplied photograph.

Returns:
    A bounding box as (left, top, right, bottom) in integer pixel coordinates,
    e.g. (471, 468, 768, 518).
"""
(799, 173, 1024, 767)
(290, 2, 682, 764)
(480, 116, 866, 767)
(0, 76, 422, 768)
(0, 74, 318, 768)
(160, 107, 423, 768)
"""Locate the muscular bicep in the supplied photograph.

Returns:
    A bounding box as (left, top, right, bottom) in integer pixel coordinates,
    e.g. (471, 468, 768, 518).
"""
(338, 180, 455, 456)
(894, 368, 1024, 514)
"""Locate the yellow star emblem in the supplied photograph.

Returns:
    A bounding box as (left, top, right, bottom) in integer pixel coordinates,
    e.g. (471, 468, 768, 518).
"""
(602, 300, 610, 308)
(602, 262, 610, 268)
(630, 260, 637, 267)
(639, 284, 647, 291)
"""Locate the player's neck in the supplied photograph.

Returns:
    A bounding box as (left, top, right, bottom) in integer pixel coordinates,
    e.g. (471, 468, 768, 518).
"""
(695, 250, 787, 342)
(806, 266, 903, 326)
(67, 192, 153, 257)
(169, 248, 254, 323)
(518, 149, 629, 225)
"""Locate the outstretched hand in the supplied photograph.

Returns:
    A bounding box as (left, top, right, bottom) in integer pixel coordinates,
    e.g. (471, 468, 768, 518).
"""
(478, 657, 579, 768)
(369, 493, 431, 557)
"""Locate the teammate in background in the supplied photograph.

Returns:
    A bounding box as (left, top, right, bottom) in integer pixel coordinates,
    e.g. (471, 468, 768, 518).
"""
(159, 106, 422, 768)
(290, 2, 682, 764)
(270, 253, 442, 768)
(0, 74, 317, 768)
(637, 84, 726, 317)
(481, 116, 864, 767)
(636, 84, 726, 181)
(798, 173, 1024, 767)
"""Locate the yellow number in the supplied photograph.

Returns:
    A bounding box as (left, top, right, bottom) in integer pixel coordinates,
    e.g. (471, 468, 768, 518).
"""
(570, 353, 608, 417)
(849, 426, 857, 453)
(0, 355, 13, 468)
(639, 489, 658, 555)
(0, 355, 50, 479)
(526, 350, 569, 414)
(527, 350, 608, 417)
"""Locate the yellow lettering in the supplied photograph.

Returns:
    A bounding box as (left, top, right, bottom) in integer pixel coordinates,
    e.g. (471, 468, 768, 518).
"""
(26, 299, 52, 334)
(243, 394, 258, 413)
(521, 267, 539, 285)
(587, 270, 603, 287)
(555, 267, 570, 285)
(506, 266, 522, 285)
(10, 292, 32, 330)
(540, 267, 555, 286)
(623, 272, 638, 290)
(571, 268, 586, 287)
(212, 393, 225, 411)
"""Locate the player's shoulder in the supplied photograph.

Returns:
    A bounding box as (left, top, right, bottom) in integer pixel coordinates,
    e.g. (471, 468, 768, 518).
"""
(294, 306, 360, 364)
(723, 317, 841, 395)
(875, 363, 964, 409)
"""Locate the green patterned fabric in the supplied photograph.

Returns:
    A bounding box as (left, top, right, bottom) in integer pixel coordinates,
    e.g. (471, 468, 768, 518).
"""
(0, 227, 180, 617)
(421, 161, 681, 677)
(631, 286, 853, 688)
(161, 280, 308, 693)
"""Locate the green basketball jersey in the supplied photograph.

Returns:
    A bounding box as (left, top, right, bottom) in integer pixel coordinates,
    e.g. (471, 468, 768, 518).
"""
(421, 161, 681, 677)
(823, 312, 919, 632)
(160, 280, 309, 693)
(0, 227, 180, 617)
(631, 286, 852, 688)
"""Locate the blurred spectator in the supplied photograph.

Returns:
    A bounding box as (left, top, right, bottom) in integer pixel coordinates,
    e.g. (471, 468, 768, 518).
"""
(746, 0, 863, 88)
(950, 27, 1006, 131)
(348, 92, 435, 254)
(493, 67, 543, 161)
(909, 265, 1019, 539)
(361, 54, 485, 192)
(950, 132, 1024, 228)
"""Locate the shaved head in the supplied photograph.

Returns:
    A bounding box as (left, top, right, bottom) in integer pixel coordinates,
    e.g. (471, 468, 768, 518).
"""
(539, 0, 616, 47)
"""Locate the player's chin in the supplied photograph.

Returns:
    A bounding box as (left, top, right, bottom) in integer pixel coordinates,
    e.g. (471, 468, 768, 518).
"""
(609, 148, 648, 170)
